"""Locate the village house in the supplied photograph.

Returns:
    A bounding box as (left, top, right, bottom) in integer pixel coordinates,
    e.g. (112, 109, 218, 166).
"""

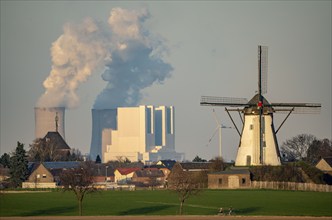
(114, 167, 141, 184)
(145, 165, 171, 179)
(22, 161, 80, 188)
(23, 163, 56, 188)
(23, 161, 118, 189)
(132, 169, 165, 187)
(208, 169, 251, 189)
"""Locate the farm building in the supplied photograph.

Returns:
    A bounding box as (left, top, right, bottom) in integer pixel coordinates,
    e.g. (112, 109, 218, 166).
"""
(208, 169, 251, 189)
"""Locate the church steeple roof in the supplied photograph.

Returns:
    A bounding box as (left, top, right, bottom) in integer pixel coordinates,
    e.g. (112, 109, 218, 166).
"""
(43, 131, 70, 150)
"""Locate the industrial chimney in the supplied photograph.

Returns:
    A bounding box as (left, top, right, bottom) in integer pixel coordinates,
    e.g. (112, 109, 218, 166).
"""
(35, 107, 65, 140)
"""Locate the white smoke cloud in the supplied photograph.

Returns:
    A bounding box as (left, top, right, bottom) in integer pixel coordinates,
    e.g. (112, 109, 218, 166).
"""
(37, 8, 172, 109)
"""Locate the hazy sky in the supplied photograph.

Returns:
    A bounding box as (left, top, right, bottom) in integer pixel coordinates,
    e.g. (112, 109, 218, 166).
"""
(1, 1, 331, 162)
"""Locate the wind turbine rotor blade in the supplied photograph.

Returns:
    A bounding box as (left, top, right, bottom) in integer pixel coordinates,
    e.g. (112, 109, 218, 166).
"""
(201, 96, 248, 107)
(212, 109, 221, 125)
(206, 126, 219, 146)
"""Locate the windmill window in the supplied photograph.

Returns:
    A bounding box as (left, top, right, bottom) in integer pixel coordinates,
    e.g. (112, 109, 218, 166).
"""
(242, 178, 246, 184)
(250, 124, 254, 130)
(36, 174, 40, 178)
(218, 178, 223, 185)
(42, 174, 47, 178)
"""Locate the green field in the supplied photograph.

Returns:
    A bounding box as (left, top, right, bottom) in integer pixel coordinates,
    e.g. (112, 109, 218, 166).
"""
(0, 189, 331, 216)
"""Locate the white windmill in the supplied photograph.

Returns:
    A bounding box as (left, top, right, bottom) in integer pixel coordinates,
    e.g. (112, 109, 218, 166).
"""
(206, 109, 232, 159)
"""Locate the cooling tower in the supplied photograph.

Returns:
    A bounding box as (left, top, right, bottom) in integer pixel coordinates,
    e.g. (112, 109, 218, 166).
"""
(90, 109, 117, 161)
(35, 107, 65, 140)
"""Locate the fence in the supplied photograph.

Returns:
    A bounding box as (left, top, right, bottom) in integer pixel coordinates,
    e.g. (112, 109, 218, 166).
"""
(251, 181, 332, 192)
(22, 182, 56, 189)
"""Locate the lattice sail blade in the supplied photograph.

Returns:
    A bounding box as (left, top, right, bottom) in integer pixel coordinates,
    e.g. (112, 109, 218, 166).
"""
(200, 96, 248, 107)
(271, 103, 321, 114)
(258, 45, 268, 94)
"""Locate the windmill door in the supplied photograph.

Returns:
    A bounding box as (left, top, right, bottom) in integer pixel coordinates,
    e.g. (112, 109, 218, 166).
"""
(246, 155, 251, 166)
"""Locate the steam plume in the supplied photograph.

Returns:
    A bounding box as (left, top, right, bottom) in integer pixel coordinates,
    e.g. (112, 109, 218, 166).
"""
(37, 8, 172, 109)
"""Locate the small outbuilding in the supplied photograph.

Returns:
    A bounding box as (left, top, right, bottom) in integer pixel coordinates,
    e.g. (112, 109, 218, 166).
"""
(208, 169, 251, 189)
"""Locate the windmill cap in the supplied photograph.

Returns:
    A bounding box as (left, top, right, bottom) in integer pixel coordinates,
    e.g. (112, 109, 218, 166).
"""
(244, 94, 273, 114)
(247, 94, 271, 106)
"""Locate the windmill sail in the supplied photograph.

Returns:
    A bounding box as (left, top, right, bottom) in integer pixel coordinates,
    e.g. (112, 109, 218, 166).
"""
(200, 96, 248, 107)
(259, 46, 268, 95)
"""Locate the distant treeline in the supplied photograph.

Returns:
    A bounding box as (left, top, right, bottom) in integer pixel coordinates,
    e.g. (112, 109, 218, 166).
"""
(250, 162, 332, 185)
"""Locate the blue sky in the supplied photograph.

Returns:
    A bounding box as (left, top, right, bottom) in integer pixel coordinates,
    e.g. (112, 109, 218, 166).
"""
(1, 1, 331, 161)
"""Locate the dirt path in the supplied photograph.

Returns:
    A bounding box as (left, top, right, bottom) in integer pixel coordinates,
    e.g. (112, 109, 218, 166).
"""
(1, 216, 331, 220)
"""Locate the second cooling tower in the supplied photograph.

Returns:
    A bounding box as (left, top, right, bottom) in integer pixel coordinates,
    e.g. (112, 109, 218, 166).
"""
(90, 109, 117, 161)
(35, 107, 65, 139)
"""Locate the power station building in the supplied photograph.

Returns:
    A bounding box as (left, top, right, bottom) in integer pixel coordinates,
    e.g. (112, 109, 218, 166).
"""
(90, 106, 183, 163)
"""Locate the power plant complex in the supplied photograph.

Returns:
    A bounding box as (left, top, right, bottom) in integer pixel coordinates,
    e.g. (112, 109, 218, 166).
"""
(34, 105, 183, 163)
(91, 105, 183, 163)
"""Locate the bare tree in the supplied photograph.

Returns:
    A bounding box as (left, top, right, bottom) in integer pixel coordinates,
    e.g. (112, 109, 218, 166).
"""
(29, 138, 48, 162)
(29, 138, 61, 162)
(168, 163, 203, 215)
(307, 139, 332, 164)
(281, 134, 317, 161)
(209, 157, 225, 172)
(59, 161, 96, 216)
(116, 156, 131, 164)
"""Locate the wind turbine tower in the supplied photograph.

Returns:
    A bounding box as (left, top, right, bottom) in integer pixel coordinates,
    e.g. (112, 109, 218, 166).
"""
(206, 109, 232, 158)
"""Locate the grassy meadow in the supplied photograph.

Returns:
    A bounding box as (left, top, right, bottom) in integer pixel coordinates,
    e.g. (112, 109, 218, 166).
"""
(0, 189, 331, 216)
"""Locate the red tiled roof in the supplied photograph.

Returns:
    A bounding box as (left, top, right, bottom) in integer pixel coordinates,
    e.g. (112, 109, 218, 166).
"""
(116, 167, 141, 175)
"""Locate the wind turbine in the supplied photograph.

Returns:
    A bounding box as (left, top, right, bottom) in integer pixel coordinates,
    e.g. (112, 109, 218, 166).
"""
(206, 109, 232, 159)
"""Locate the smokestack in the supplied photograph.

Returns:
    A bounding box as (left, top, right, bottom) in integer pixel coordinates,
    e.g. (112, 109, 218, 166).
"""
(35, 107, 65, 139)
(90, 109, 117, 160)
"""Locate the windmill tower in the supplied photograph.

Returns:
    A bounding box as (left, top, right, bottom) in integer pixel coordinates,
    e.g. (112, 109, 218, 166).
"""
(201, 45, 321, 166)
